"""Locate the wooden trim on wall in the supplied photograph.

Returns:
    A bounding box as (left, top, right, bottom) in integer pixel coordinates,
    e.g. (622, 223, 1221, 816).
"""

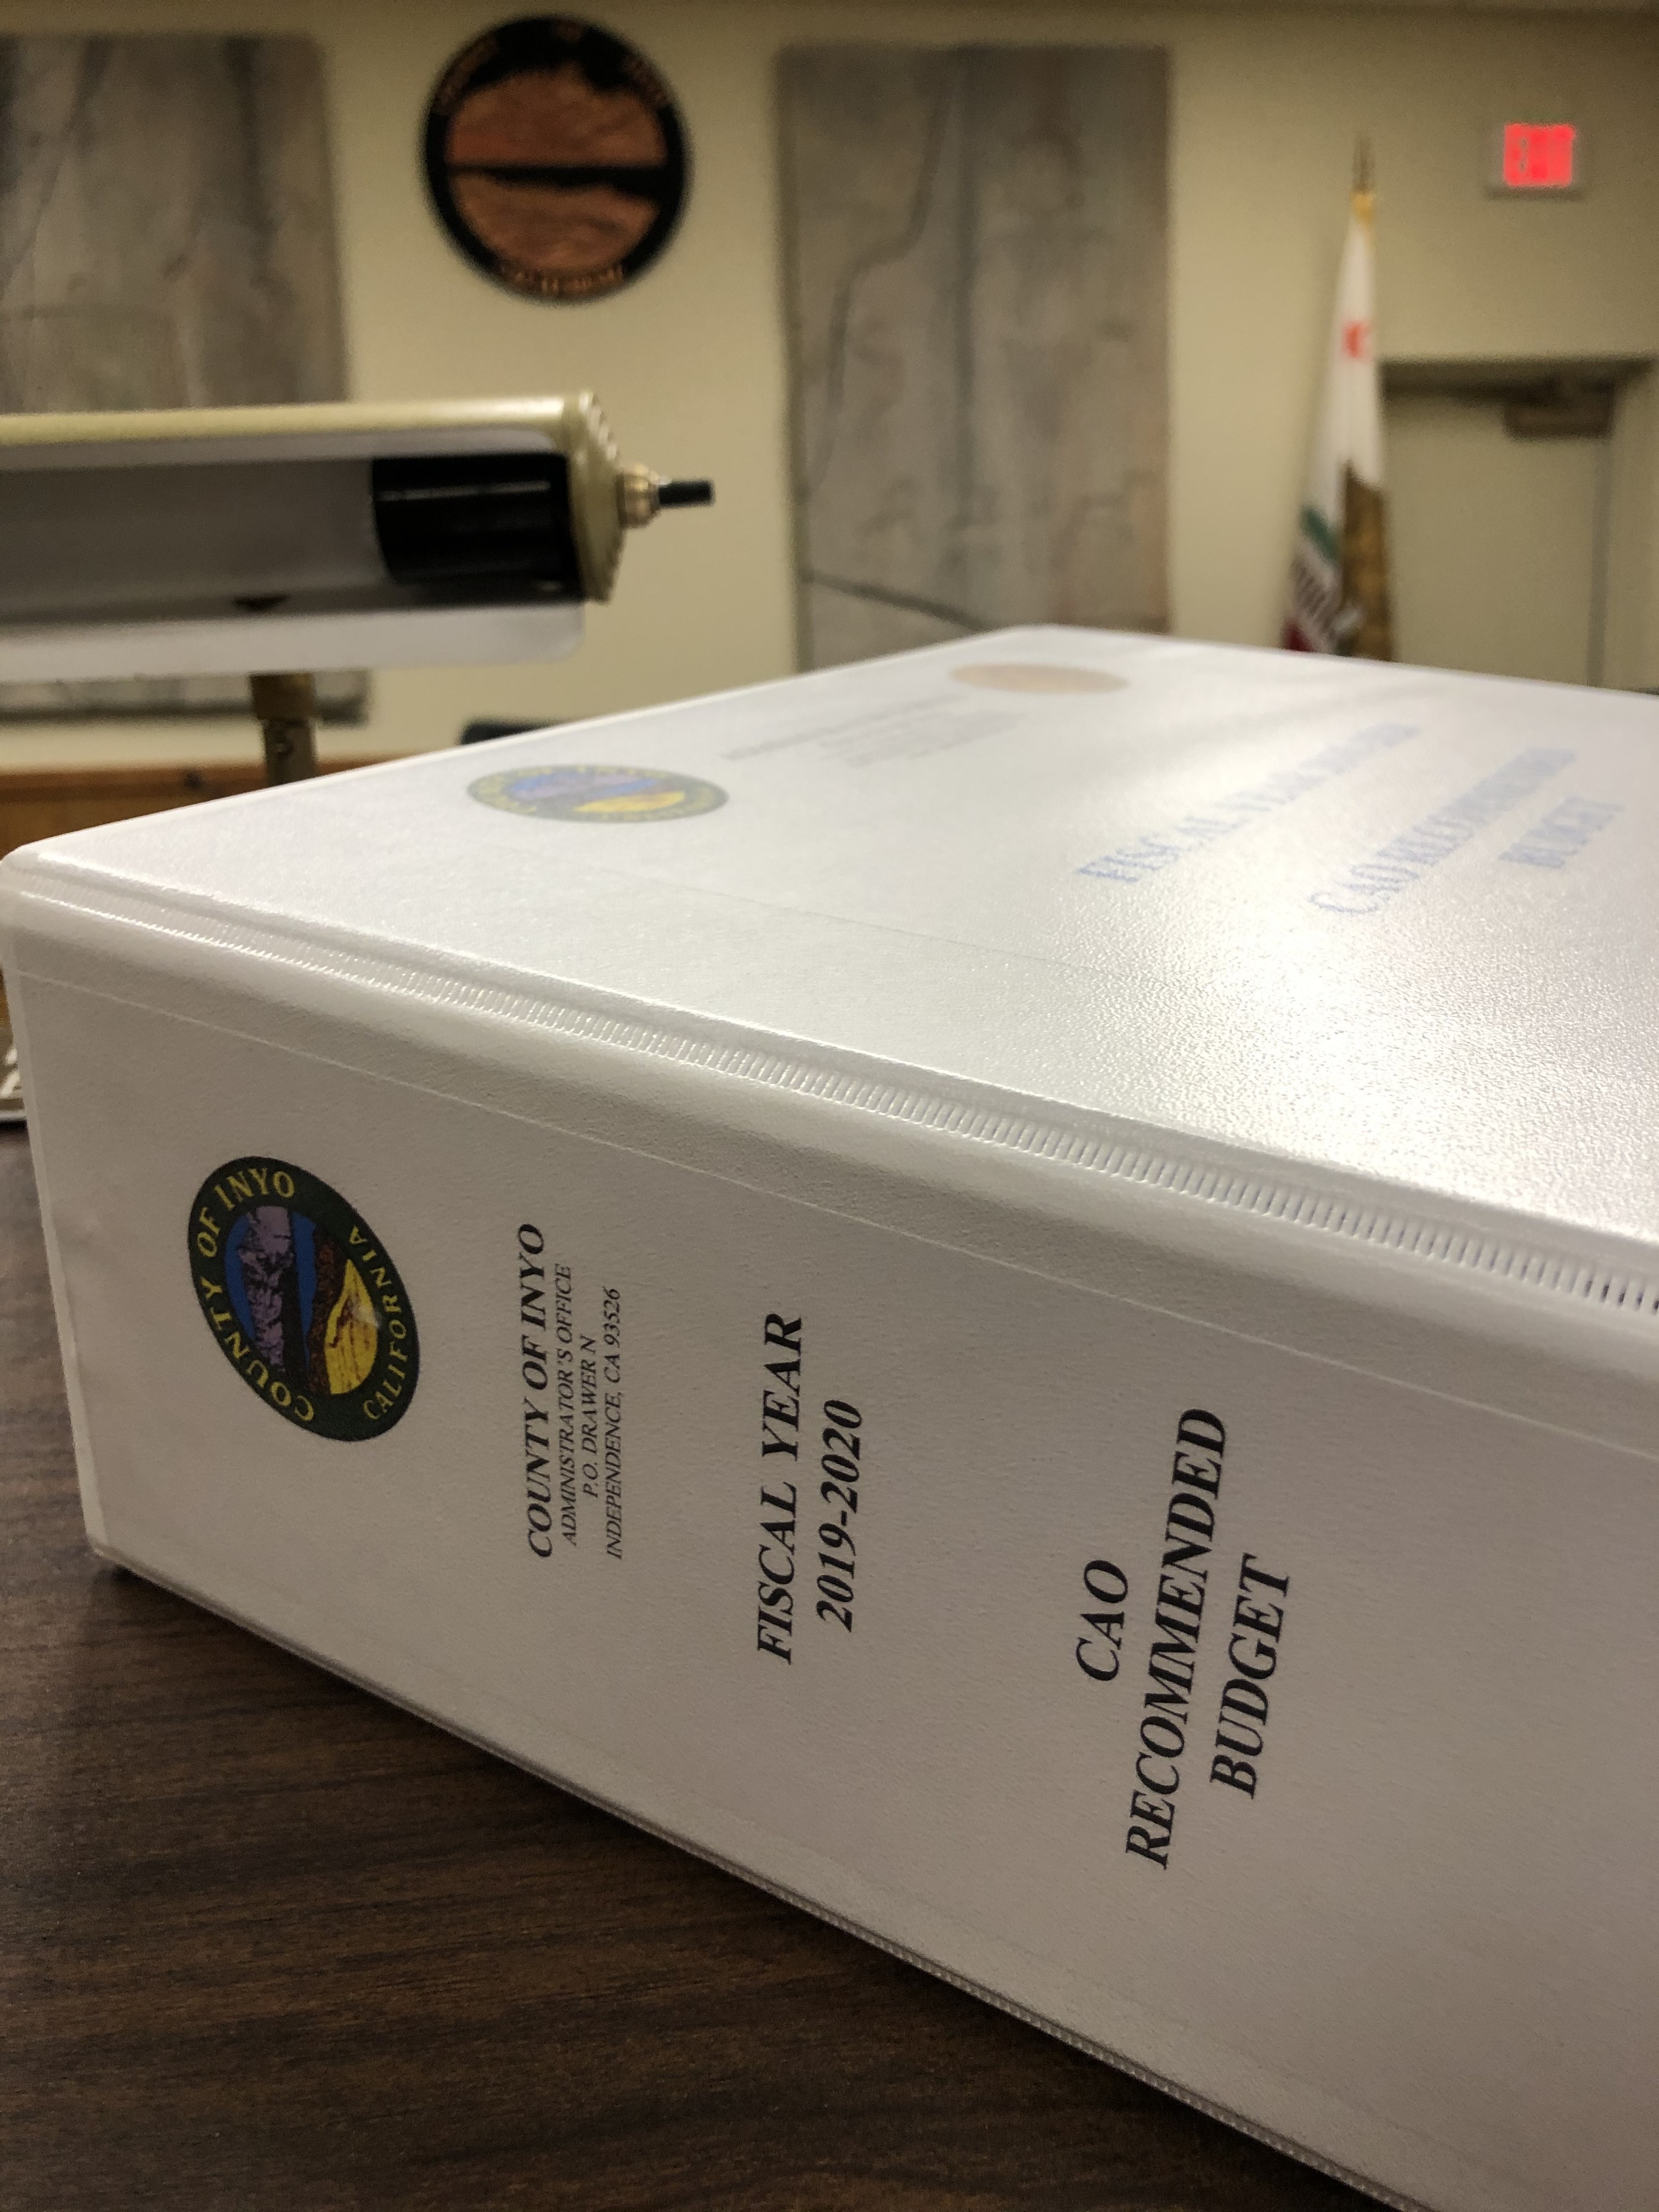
(0, 757, 400, 864)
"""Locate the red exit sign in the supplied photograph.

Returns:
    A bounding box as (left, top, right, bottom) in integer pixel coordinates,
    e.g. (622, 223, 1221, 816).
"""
(1490, 122, 1583, 195)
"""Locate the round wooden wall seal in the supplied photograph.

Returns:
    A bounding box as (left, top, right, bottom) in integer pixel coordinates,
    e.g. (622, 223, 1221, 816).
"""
(425, 17, 689, 301)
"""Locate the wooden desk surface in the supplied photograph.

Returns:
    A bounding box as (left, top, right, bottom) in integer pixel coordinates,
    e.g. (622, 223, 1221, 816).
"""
(1, 1126, 1368, 2212)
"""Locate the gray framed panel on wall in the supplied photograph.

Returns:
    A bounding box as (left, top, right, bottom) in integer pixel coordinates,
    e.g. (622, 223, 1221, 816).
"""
(780, 46, 1169, 669)
(0, 35, 362, 720)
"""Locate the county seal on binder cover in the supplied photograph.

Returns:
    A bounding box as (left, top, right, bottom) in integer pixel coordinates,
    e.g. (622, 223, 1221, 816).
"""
(4, 628, 1658, 2212)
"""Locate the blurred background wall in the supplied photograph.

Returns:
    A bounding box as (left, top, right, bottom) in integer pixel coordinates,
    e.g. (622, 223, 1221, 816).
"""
(0, 0, 1652, 768)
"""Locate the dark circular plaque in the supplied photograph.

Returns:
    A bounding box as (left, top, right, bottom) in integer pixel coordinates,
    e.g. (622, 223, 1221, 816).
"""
(424, 16, 689, 301)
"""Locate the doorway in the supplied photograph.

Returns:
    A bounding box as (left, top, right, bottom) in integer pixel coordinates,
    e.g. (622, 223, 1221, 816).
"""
(1384, 359, 1649, 687)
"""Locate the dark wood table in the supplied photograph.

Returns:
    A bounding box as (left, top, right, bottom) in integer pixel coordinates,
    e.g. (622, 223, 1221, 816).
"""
(1, 1125, 1368, 2212)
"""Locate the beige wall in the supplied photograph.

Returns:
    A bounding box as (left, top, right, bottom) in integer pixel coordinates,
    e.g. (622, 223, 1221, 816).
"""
(0, 0, 1655, 766)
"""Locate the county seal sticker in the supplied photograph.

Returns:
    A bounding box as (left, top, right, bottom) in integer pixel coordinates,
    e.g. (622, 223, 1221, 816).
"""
(188, 1159, 419, 1440)
(469, 763, 726, 822)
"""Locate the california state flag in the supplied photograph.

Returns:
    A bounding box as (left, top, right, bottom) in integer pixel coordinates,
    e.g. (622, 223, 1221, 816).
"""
(1283, 171, 1392, 658)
